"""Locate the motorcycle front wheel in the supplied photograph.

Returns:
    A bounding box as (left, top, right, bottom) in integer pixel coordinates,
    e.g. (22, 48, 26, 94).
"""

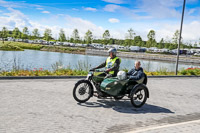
(73, 80, 93, 103)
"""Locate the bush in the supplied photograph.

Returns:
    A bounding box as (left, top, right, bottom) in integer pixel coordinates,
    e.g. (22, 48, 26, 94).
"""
(179, 67, 200, 75)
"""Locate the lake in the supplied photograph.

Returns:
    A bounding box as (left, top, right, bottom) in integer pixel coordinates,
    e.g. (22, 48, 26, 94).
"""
(0, 50, 199, 72)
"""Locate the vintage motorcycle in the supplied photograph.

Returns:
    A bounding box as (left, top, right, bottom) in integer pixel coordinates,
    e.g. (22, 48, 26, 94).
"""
(73, 70, 149, 108)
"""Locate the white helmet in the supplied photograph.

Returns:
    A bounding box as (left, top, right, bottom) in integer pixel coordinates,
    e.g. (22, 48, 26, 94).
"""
(108, 48, 117, 56)
(117, 71, 127, 80)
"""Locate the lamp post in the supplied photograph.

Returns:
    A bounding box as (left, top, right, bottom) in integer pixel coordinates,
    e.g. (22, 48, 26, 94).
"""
(175, 0, 186, 75)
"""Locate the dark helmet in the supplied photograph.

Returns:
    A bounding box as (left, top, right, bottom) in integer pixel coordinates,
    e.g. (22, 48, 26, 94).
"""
(108, 48, 117, 56)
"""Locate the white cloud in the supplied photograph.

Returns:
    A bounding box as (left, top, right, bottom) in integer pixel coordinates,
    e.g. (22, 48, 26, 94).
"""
(0, 0, 21, 8)
(103, 4, 121, 12)
(84, 7, 97, 12)
(36, 8, 44, 10)
(65, 15, 104, 38)
(0, 0, 43, 9)
(72, 8, 79, 11)
(135, 0, 183, 19)
(0, 8, 32, 29)
(42, 11, 50, 14)
(108, 18, 119, 23)
(0, 6, 200, 43)
(102, 0, 125, 4)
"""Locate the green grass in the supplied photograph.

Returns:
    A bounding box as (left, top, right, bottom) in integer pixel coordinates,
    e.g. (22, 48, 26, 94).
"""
(0, 42, 24, 51)
(1, 67, 200, 76)
(0, 41, 85, 53)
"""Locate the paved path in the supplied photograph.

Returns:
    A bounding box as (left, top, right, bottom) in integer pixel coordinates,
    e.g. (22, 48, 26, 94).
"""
(0, 78, 200, 133)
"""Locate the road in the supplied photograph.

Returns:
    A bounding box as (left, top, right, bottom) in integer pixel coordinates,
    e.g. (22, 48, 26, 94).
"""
(0, 77, 200, 133)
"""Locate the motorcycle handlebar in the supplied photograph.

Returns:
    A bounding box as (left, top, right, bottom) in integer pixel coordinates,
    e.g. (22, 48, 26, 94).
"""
(89, 69, 105, 73)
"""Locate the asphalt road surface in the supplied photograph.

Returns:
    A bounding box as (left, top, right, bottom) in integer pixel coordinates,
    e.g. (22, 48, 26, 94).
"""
(0, 77, 200, 133)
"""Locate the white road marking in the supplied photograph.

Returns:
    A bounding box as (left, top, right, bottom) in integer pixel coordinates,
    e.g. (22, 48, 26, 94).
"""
(126, 119, 200, 133)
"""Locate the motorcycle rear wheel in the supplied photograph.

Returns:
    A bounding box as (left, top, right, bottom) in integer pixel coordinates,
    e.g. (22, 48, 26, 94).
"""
(73, 80, 93, 103)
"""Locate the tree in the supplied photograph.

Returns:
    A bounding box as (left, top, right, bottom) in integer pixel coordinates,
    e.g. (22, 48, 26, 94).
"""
(194, 42, 197, 48)
(158, 38, 164, 49)
(84, 30, 93, 44)
(0, 27, 8, 43)
(133, 36, 143, 47)
(124, 28, 135, 46)
(22, 27, 29, 39)
(43, 28, 52, 41)
(125, 28, 135, 40)
(12, 27, 21, 39)
(58, 29, 66, 42)
(103, 30, 110, 40)
(146, 30, 156, 48)
(71, 29, 80, 43)
(32, 28, 40, 39)
(102, 30, 110, 44)
(172, 30, 179, 48)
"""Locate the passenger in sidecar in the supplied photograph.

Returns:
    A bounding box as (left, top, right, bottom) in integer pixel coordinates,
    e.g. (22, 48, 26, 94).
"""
(127, 61, 147, 85)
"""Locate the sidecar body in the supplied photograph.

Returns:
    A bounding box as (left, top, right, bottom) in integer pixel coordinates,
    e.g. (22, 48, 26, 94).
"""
(100, 73, 148, 96)
(100, 78, 129, 96)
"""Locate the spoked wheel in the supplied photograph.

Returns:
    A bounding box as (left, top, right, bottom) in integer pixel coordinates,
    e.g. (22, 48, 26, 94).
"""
(73, 80, 93, 103)
(130, 85, 147, 108)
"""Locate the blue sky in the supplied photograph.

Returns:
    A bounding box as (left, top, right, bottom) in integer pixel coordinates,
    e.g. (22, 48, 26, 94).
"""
(0, 0, 200, 43)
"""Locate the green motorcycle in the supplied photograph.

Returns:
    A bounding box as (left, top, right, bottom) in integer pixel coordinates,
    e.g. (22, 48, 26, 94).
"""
(73, 70, 149, 108)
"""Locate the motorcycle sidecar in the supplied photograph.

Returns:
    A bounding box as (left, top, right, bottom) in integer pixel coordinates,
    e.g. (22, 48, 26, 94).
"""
(100, 74, 149, 108)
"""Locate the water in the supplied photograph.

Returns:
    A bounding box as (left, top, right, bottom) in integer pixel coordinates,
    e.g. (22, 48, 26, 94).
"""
(0, 50, 199, 72)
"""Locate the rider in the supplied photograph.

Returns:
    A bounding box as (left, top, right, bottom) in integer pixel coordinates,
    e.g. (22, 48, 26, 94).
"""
(127, 61, 145, 83)
(90, 48, 121, 78)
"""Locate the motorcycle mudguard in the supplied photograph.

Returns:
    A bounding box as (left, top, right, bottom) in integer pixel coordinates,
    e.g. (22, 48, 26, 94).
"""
(75, 79, 94, 96)
(131, 84, 149, 98)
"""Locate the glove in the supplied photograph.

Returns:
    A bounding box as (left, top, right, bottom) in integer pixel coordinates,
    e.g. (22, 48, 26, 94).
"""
(105, 69, 111, 73)
(89, 68, 95, 71)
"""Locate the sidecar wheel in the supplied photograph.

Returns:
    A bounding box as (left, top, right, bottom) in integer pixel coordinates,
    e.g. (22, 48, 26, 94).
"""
(130, 85, 147, 108)
(73, 80, 93, 103)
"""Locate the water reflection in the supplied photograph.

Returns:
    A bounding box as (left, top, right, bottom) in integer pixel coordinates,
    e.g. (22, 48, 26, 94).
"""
(0, 50, 198, 71)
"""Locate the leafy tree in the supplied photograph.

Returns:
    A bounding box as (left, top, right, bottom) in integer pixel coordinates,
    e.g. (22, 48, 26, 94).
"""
(158, 38, 164, 49)
(125, 28, 135, 40)
(21, 27, 29, 39)
(109, 38, 115, 44)
(102, 30, 110, 45)
(71, 29, 80, 43)
(32, 28, 40, 39)
(172, 30, 179, 48)
(124, 28, 136, 46)
(84, 30, 93, 44)
(194, 42, 197, 48)
(0, 27, 8, 43)
(146, 30, 156, 48)
(133, 36, 143, 47)
(12, 27, 21, 39)
(58, 29, 66, 42)
(43, 28, 52, 41)
(103, 30, 110, 40)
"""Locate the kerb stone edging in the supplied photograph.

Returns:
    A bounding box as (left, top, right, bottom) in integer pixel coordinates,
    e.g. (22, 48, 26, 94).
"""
(0, 75, 199, 80)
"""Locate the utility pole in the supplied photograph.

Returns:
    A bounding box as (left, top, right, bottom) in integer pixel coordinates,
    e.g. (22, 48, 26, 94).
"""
(175, 0, 186, 75)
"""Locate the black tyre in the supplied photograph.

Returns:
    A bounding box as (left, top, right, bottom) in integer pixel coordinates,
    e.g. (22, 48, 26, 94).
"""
(114, 96, 124, 100)
(73, 80, 93, 103)
(130, 85, 148, 108)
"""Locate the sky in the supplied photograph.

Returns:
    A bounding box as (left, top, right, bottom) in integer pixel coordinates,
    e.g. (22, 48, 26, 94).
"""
(0, 0, 200, 43)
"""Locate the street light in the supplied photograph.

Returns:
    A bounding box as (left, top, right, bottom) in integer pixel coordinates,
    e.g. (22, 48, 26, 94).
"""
(175, 0, 186, 75)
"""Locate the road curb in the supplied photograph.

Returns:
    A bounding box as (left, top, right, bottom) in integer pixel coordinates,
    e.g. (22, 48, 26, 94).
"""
(0, 75, 199, 80)
(0, 76, 86, 80)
